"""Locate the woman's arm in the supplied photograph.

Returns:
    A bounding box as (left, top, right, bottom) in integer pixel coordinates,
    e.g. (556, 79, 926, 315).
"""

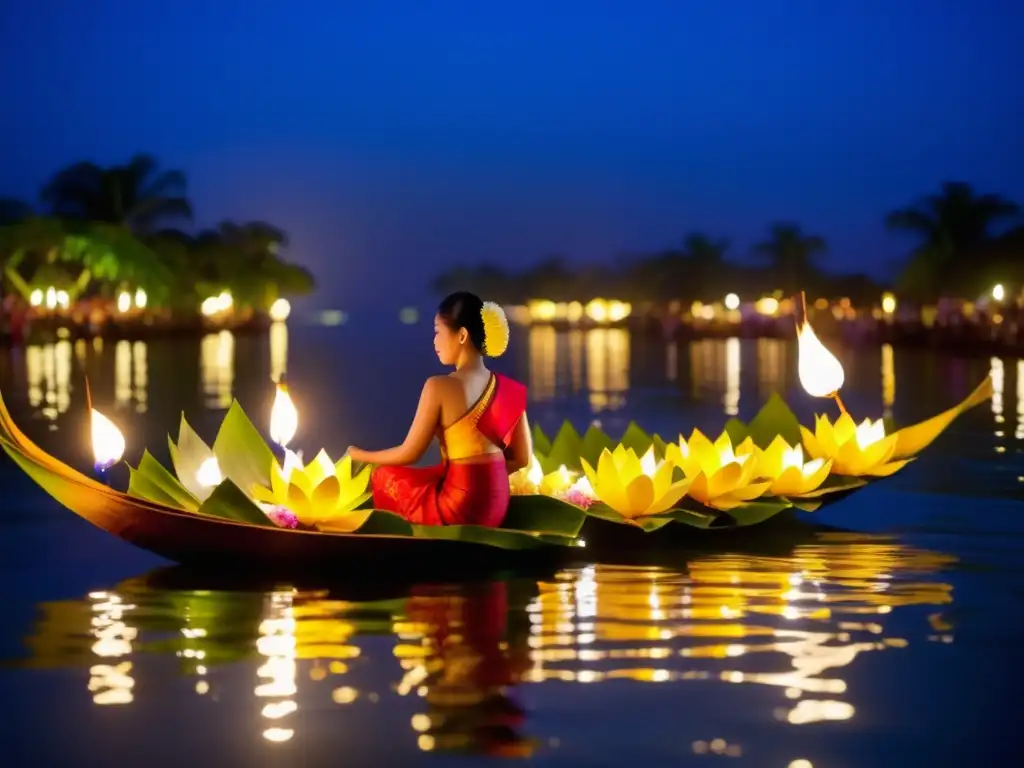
(504, 412, 533, 474)
(349, 379, 441, 466)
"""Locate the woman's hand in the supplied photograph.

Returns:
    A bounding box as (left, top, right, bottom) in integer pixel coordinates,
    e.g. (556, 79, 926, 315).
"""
(348, 446, 368, 463)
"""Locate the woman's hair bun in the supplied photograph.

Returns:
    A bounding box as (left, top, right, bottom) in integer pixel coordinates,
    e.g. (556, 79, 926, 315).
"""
(480, 301, 510, 357)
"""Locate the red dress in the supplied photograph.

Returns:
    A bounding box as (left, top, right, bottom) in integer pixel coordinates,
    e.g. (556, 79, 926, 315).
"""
(371, 373, 527, 526)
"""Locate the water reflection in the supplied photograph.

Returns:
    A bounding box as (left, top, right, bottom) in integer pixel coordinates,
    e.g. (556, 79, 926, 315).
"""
(25, 341, 72, 421)
(114, 340, 148, 413)
(201, 330, 235, 409)
(527, 327, 630, 411)
(269, 321, 288, 383)
(882, 343, 895, 416)
(88, 591, 137, 706)
(16, 534, 957, 759)
(257, 590, 298, 743)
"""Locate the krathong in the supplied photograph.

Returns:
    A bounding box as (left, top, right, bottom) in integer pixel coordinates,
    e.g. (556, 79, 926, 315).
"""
(664, 431, 769, 510)
(251, 449, 372, 530)
(0, 291, 996, 565)
(579, 445, 690, 521)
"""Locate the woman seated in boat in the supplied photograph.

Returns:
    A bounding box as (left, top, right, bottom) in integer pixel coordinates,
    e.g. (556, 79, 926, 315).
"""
(348, 292, 531, 527)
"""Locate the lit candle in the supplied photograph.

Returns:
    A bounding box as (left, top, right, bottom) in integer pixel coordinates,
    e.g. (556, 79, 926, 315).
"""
(269, 378, 302, 468)
(85, 380, 125, 483)
(795, 292, 848, 415)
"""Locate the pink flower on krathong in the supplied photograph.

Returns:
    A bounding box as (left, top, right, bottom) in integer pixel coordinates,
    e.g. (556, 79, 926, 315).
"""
(264, 505, 299, 529)
(560, 489, 594, 510)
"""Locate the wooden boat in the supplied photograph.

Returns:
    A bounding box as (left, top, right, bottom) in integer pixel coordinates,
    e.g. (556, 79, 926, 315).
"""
(0, 372, 994, 570)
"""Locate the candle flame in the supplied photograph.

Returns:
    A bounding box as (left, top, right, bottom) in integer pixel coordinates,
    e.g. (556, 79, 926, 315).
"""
(796, 321, 845, 398)
(196, 457, 223, 488)
(91, 408, 125, 473)
(269, 382, 298, 448)
(526, 455, 544, 486)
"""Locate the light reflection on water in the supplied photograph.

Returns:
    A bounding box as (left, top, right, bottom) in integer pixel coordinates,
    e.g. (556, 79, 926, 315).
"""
(1, 324, 1022, 763)
(16, 535, 956, 760)
(4, 328, 1022, 438)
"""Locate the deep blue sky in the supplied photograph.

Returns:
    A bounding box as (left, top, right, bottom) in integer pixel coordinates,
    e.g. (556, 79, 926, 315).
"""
(2, 0, 1022, 309)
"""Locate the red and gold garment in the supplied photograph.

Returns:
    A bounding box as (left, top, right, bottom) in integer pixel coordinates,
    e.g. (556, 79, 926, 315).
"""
(371, 373, 527, 527)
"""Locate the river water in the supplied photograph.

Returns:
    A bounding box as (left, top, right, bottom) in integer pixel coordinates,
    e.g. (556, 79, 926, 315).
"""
(0, 318, 1021, 766)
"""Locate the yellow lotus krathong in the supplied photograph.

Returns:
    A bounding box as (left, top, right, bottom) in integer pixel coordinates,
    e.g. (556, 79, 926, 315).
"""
(0, 292, 997, 563)
(251, 449, 372, 530)
(665, 431, 769, 510)
(579, 445, 690, 520)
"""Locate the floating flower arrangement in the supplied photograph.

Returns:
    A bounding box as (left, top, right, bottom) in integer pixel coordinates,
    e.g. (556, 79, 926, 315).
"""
(0, 303, 994, 562)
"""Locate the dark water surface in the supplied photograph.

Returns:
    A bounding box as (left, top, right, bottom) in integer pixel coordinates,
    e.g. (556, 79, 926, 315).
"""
(1, 319, 1022, 766)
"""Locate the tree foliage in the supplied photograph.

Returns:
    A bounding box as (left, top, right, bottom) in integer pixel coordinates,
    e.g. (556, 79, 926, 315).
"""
(0, 154, 316, 310)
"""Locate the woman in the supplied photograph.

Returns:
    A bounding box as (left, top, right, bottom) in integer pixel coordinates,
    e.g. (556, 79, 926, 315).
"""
(348, 292, 532, 527)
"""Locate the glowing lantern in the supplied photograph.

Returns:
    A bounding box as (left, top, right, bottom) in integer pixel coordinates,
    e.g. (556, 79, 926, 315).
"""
(796, 320, 845, 403)
(269, 298, 291, 322)
(29, 290, 42, 307)
(992, 284, 1005, 302)
(724, 293, 740, 311)
(134, 288, 148, 309)
(881, 292, 896, 315)
(117, 292, 132, 314)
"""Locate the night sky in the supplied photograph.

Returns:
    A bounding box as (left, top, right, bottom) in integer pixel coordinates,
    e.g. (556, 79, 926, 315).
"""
(2, 0, 1022, 309)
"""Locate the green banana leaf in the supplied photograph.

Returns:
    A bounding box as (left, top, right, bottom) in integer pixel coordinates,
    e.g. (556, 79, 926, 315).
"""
(137, 450, 200, 511)
(531, 422, 552, 456)
(618, 421, 654, 455)
(579, 424, 615, 467)
(198, 480, 278, 526)
(211, 400, 275, 497)
(540, 420, 584, 473)
(725, 392, 803, 448)
(719, 500, 793, 527)
(503, 494, 586, 537)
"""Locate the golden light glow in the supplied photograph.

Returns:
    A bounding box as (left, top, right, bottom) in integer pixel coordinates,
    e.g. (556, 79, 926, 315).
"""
(724, 293, 740, 311)
(585, 299, 608, 323)
(25, 341, 72, 420)
(755, 296, 779, 315)
(17, 533, 958, 754)
(269, 298, 291, 322)
(196, 457, 223, 488)
(992, 283, 1005, 302)
(29, 289, 42, 307)
(881, 292, 896, 315)
(270, 321, 288, 383)
(200, 330, 234, 409)
(117, 291, 132, 313)
(528, 300, 557, 322)
(257, 591, 298, 743)
(796, 321, 845, 398)
(45, 286, 57, 310)
(270, 382, 298, 448)
(134, 288, 147, 309)
(88, 592, 137, 706)
(91, 408, 126, 473)
(201, 290, 234, 317)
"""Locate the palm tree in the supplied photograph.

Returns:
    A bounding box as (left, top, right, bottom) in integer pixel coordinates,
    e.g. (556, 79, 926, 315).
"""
(681, 232, 729, 265)
(752, 222, 827, 294)
(40, 154, 192, 234)
(886, 182, 1020, 299)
